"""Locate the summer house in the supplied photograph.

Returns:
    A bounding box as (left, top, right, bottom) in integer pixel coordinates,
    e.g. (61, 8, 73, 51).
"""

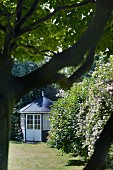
(19, 92, 53, 142)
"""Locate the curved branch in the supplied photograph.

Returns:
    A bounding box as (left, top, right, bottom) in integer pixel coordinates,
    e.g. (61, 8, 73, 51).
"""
(15, 0, 25, 22)
(0, 25, 6, 32)
(15, 0, 95, 36)
(84, 111, 113, 170)
(12, 44, 96, 99)
(10, 41, 18, 52)
(68, 44, 96, 84)
(48, 73, 70, 89)
(0, 9, 7, 16)
(56, 0, 95, 10)
(17, 44, 55, 56)
(15, 25, 40, 37)
(3, 12, 12, 55)
(18, 44, 40, 55)
(33, 0, 94, 25)
(47, 44, 96, 89)
(14, 0, 40, 33)
(13, 0, 113, 100)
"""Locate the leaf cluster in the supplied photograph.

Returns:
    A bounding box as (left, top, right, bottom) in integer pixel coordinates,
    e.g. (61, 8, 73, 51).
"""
(0, 0, 104, 62)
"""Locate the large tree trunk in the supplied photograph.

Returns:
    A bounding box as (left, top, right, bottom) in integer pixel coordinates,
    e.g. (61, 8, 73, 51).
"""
(0, 53, 15, 170)
(0, 99, 13, 170)
(0, 89, 15, 170)
(84, 112, 113, 170)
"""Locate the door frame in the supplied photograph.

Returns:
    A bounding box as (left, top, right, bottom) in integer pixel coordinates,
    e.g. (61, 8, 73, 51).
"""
(25, 114, 42, 141)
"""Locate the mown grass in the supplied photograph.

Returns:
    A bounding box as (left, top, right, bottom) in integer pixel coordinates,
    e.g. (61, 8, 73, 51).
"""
(8, 142, 84, 170)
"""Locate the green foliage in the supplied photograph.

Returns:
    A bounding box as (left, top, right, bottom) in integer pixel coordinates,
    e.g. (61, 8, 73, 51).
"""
(1, 0, 112, 62)
(0, 0, 90, 60)
(48, 55, 113, 161)
(49, 79, 89, 159)
(10, 109, 23, 142)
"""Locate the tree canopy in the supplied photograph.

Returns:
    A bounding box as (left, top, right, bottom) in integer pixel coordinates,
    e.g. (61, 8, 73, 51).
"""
(0, 0, 113, 94)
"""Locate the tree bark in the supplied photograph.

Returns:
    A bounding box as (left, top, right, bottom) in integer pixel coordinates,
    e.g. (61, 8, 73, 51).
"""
(83, 112, 113, 170)
(0, 53, 15, 170)
(0, 98, 14, 170)
(0, 84, 15, 170)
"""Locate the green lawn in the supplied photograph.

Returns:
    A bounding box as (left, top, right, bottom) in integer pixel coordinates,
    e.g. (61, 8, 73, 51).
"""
(8, 142, 84, 170)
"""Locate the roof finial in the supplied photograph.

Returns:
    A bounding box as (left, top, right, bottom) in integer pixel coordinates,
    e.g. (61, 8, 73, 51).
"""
(42, 91, 44, 96)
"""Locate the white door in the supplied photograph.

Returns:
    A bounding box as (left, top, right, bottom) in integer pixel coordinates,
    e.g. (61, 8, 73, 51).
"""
(26, 114, 41, 141)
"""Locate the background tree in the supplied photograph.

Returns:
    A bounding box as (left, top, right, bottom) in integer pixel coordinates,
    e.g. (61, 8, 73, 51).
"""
(48, 79, 89, 159)
(0, 0, 113, 170)
(49, 55, 113, 168)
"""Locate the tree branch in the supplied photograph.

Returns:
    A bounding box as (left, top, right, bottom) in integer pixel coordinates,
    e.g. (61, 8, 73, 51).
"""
(17, 44, 55, 56)
(15, 0, 25, 22)
(0, 9, 7, 16)
(48, 73, 70, 89)
(15, 25, 40, 37)
(18, 44, 39, 55)
(12, 44, 96, 98)
(10, 41, 18, 52)
(14, 0, 40, 33)
(0, 25, 6, 32)
(68, 44, 96, 84)
(54, 0, 95, 11)
(13, 0, 113, 99)
(28, 0, 95, 26)
(15, 0, 95, 36)
(46, 44, 96, 89)
(84, 111, 113, 170)
(3, 11, 12, 55)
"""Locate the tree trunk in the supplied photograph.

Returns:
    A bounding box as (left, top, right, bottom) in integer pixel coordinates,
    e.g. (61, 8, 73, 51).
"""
(84, 112, 113, 170)
(0, 52, 15, 170)
(0, 97, 13, 170)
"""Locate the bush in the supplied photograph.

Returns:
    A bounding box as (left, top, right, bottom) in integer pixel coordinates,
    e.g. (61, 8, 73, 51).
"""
(48, 55, 113, 162)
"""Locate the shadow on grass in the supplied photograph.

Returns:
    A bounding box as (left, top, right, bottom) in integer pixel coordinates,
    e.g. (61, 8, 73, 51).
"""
(10, 141, 23, 144)
(10, 140, 43, 145)
(66, 159, 86, 166)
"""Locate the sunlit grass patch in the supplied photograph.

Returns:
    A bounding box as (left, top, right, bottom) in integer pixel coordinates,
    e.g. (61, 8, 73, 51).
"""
(8, 142, 84, 170)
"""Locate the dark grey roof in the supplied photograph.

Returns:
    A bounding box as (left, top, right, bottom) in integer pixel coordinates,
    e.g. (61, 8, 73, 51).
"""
(19, 94, 53, 113)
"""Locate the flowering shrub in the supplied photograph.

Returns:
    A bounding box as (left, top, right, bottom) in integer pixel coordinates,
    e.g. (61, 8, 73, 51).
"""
(48, 55, 113, 161)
